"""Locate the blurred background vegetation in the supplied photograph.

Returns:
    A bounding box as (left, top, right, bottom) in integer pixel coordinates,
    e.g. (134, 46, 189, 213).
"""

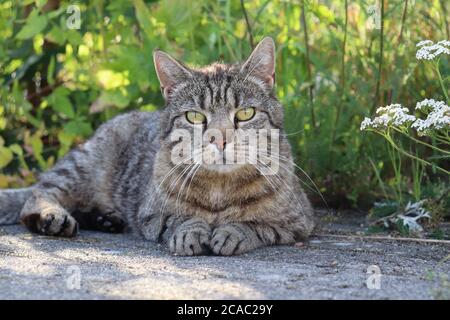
(0, 0, 448, 215)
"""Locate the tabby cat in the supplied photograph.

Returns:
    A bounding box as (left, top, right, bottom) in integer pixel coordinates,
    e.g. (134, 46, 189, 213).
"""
(0, 37, 314, 255)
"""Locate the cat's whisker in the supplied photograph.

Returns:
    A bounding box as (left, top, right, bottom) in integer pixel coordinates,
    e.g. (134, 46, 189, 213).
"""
(175, 163, 199, 216)
(159, 163, 194, 216)
(183, 162, 202, 203)
(257, 152, 329, 209)
(157, 156, 193, 189)
(254, 160, 293, 203)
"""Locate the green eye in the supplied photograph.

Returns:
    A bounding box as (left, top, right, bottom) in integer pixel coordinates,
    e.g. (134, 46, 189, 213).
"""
(186, 111, 206, 124)
(235, 107, 255, 121)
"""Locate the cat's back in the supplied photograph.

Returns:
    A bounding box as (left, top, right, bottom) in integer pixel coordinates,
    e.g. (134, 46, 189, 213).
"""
(89, 110, 162, 177)
(79, 111, 161, 204)
(93, 110, 161, 146)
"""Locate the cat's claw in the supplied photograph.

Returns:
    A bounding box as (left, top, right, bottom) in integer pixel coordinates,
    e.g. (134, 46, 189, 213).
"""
(169, 224, 211, 256)
(211, 224, 254, 256)
(22, 211, 78, 237)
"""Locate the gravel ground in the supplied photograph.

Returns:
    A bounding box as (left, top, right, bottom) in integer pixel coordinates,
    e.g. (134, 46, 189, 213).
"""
(0, 220, 449, 300)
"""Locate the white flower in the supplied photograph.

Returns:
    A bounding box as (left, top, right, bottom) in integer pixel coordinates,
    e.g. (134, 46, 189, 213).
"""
(416, 39, 450, 60)
(416, 40, 433, 47)
(412, 99, 450, 133)
(360, 117, 372, 131)
(360, 104, 415, 131)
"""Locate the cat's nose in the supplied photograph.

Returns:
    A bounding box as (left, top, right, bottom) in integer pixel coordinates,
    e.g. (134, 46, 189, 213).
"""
(210, 132, 226, 151)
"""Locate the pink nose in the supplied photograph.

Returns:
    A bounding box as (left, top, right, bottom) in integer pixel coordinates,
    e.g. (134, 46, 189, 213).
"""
(210, 135, 226, 151)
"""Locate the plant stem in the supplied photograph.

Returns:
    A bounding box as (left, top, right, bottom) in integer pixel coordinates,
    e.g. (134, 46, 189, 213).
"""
(386, 140, 402, 204)
(380, 132, 450, 175)
(368, 157, 389, 201)
(300, 0, 316, 129)
(371, 0, 385, 114)
(397, 0, 408, 43)
(392, 127, 450, 155)
(434, 61, 449, 103)
(331, 0, 348, 143)
(240, 0, 254, 48)
(439, 0, 450, 39)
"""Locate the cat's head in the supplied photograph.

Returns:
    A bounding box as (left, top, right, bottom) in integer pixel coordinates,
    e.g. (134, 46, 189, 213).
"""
(154, 37, 283, 173)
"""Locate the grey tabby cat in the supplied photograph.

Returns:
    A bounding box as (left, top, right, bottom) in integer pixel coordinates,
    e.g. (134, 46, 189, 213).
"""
(0, 37, 314, 255)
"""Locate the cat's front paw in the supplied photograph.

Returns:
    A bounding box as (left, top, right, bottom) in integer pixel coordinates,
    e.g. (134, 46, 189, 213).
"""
(211, 224, 260, 256)
(169, 218, 212, 256)
(22, 211, 78, 237)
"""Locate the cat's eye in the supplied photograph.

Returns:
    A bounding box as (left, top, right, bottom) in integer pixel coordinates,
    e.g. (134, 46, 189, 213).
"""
(235, 107, 255, 122)
(186, 111, 206, 124)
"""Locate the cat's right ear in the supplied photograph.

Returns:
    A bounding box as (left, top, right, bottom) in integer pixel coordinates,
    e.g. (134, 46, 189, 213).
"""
(153, 49, 192, 100)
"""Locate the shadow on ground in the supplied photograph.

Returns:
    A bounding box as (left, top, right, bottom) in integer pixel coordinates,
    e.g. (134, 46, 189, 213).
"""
(0, 215, 449, 299)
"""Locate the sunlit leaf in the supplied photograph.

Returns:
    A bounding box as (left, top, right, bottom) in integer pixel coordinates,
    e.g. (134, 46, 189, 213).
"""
(16, 11, 48, 40)
(47, 87, 75, 118)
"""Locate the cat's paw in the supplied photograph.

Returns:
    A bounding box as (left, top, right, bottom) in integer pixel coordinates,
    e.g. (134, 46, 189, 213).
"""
(94, 212, 126, 233)
(169, 219, 212, 256)
(22, 211, 78, 237)
(211, 224, 257, 256)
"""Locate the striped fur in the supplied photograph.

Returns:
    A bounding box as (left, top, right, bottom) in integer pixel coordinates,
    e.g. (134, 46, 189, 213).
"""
(0, 37, 315, 255)
(0, 188, 33, 224)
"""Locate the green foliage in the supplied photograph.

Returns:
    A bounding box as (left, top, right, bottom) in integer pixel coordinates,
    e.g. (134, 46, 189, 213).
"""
(0, 0, 448, 208)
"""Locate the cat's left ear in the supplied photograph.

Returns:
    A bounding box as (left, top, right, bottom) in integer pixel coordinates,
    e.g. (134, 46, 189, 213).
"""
(153, 49, 192, 99)
(240, 37, 276, 89)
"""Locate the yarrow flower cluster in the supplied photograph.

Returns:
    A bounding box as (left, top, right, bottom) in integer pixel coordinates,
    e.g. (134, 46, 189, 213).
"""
(360, 104, 415, 130)
(360, 100, 450, 134)
(416, 40, 450, 60)
(411, 99, 450, 133)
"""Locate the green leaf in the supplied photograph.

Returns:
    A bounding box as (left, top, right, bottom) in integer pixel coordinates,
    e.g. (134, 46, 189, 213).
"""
(47, 26, 66, 45)
(47, 56, 56, 85)
(132, 0, 153, 39)
(98, 90, 130, 109)
(9, 144, 23, 156)
(57, 130, 75, 158)
(64, 120, 93, 137)
(47, 87, 75, 118)
(29, 134, 43, 156)
(16, 11, 48, 40)
(0, 146, 13, 169)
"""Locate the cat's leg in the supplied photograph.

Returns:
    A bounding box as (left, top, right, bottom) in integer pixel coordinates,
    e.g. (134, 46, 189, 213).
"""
(19, 148, 92, 237)
(20, 189, 78, 237)
(210, 222, 298, 256)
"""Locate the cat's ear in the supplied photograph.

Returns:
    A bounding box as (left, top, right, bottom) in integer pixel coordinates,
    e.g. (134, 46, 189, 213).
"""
(153, 49, 192, 99)
(240, 37, 276, 89)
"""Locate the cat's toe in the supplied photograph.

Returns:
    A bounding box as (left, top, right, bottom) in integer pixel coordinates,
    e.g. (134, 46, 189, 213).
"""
(211, 225, 249, 256)
(23, 212, 78, 237)
(96, 212, 126, 233)
(169, 229, 211, 256)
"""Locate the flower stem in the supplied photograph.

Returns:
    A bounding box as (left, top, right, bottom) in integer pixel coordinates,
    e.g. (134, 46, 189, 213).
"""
(392, 127, 450, 155)
(380, 133, 450, 175)
(434, 60, 449, 103)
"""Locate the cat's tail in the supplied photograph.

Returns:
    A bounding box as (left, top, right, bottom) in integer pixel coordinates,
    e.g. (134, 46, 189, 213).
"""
(0, 187, 34, 225)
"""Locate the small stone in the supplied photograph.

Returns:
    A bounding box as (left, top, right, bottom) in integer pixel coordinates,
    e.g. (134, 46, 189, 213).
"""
(294, 242, 304, 248)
